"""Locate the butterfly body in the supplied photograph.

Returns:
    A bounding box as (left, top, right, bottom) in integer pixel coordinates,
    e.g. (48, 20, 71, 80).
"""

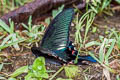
(31, 8, 97, 65)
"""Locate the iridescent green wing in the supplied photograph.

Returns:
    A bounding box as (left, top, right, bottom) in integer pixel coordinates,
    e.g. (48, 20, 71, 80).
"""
(40, 8, 74, 62)
(41, 8, 74, 52)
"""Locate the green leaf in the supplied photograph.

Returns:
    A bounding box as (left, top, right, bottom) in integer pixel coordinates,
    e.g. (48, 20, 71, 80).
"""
(24, 57, 48, 80)
(85, 41, 101, 48)
(91, 0, 98, 6)
(0, 34, 13, 47)
(0, 19, 10, 33)
(0, 35, 5, 40)
(64, 65, 79, 78)
(32, 57, 48, 79)
(115, 0, 120, 4)
(89, 52, 101, 64)
(28, 16, 32, 32)
(0, 63, 4, 71)
(92, 27, 97, 33)
(32, 57, 45, 70)
(89, 4, 98, 13)
(52, 5, 64, 18)
(45, 18, 50, 25)
(22, 23, 29, 30)
(105, 39, 116, 65)
(0, 38, 25, 50)
(25, 73, 37, 80)
(8, 77, 16, 80)
(52, 10, 59, 18)
(9, 19, 14, 34)
(12, 34, 20, 50)
(10, 66, 28, 77)
(99, 38, 106, 63)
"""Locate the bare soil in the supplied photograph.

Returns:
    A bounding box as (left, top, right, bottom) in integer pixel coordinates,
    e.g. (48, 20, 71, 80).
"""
(0, 11, 120, 80)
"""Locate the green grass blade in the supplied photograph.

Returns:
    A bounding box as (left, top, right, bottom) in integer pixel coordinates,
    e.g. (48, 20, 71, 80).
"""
(22, 23, 29, 30)
(85, 41, 101, 48)
(0, 19, 10, 33)
(0, 35, 5, 40)
(0, 63, 4, 71)
(105, 39, 116, 65)
(84, 11, 95, 43)
(0, 34, 13, 47)
(28, 16, 32, 32)
(12, 34, 20, 50)
(0, 38, 25, 50)
(10, 66, 28, 77)
(99, 38, 106, 63)
(52, 5, 64, 18)
(9, 19, 14, 34)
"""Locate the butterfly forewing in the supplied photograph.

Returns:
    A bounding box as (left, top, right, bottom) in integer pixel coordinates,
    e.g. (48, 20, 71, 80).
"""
(38, 8, 74, 62)
(41, 8, 74, 51)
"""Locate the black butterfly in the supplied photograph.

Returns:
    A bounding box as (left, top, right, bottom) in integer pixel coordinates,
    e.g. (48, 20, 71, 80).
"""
(31, 8, 97, 65)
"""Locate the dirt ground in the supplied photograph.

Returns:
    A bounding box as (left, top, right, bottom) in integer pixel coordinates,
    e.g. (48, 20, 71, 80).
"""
(0, 11, 120, 80)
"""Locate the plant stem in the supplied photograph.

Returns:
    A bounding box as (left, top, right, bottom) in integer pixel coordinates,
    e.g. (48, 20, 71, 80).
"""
(49, 66, 64, 80)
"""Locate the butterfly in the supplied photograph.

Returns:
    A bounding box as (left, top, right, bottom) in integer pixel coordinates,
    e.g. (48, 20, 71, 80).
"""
(31, 8, 97, 65)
